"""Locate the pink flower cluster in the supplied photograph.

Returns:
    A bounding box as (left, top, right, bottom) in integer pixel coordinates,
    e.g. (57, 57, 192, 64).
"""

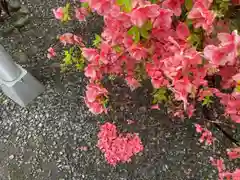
(211, 157, 240, 180)
(77, 0, 217, 116)
(195, 124, 214, 145)
(75, 7, 89, 21)
(47, 47, 56, 59)
(213, 91, 240, 123)
(188, 0, 215, 33)
(50, 0, 240, 122)
(204, 31, 240, 67)
(97, 122, 143, 166)
(227, 147, 240, 160)
(59, 33, 84, 46)
(85, 83, 108, 114)
(53, 7, 64, 20)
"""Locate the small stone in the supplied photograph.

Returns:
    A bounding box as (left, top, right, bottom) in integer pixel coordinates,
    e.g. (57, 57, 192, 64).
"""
(9, 155, 14, 160)
(14, 51, 28, 63)
(13, 15, 29, 28)
(139, 106, 147, 112)
(19, 5, 29, 14)
(9, 0, 21, 12)
(120, 106, 124, 111)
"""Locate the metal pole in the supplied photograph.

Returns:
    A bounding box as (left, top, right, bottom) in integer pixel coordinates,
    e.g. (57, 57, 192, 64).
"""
(0, 45, 44, 107)
(0, 45, 21, 82)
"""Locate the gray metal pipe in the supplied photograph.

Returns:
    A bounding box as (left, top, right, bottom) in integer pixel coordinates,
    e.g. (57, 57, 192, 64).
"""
(0, 45, 21, 82)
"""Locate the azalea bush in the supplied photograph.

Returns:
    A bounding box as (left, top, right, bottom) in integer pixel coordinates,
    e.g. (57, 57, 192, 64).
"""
(50, 0, 240, 178)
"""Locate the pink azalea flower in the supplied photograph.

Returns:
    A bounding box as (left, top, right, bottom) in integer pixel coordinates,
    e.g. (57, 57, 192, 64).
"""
(204, 31, 240, 66)
(153, 8, 173, 29)
(59, 33, 84, 46)
(73, 35, 84, 46)
(75, 7, 89, 21)
(125, 77, 141, 91)
(59, 33, 75, 45)
(131, 8, 148, 27)
(84, 65, 97, 80)
(232, 73, 240, 82)
(85, 83, 108, 103)
(194, 0, 213, 8)
(84, 83, 108, 115)
(195, 124, 203, 133)
(218, 30, 240, 47)
(87, 0, 111, 15)
(204, 44, 235, 66)
(131, 4, 160, 27)
(85, 99, 106, 114)
(53, 7, 64, 20)
(162, 0, 184, 16)
(128, 45, 148, 61)
(188, 2, 215, 33)
(82, 48, 99, 62)
(47, 47, 56, 59)
(210, 157, 225, 173)
(176, 22, 190, 40)
(186, 104, 195, 118)
(227, 148, 240, 160)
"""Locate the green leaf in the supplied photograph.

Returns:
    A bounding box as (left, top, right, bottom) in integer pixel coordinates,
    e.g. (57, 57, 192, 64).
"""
(202, 96, 213, 107)
(152, 87, 168, 103)
(149, 0, 157, 3)
(134, 30, 140, 43)
(117, 0, 132, 12)
(81, 2, 89, 8)
(128, 26, 140, 43)
(93, 34, 102, 47)
(235, 85, 240, 92)
(140, 28, 149, 39)
(63, 47, 74, 65)
(116, 0, 125, 5)
(142, 21, 152, 31)
(63, 3, 71, 22)
(113, 45, 122, 53)
(185, 0, 193, 11)
(187, 34, 201, 47)
(63, 51, 72, 65)
(128, 26, 137, 36)
(76, 63, 84, 71)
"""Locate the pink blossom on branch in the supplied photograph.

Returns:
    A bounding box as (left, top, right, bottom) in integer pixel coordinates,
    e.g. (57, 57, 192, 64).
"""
(59, 33, 84, 46)
(47, 47, 56, 59)
(162, 0, 184, 16)
(84, 83, 108, 114)
(75, 7, 89, 21)
(227, 147, 240, 160)
(188, 1, 215, 33)
(53, 7, 64, 20)
(130, 4, 160, 27)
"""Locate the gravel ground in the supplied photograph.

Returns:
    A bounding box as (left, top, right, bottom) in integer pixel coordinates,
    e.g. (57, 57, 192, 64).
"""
(0, 0, 232, 179)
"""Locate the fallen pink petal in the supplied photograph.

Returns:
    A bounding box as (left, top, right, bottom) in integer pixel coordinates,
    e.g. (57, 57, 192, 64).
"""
(151, 104, 160, 110)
